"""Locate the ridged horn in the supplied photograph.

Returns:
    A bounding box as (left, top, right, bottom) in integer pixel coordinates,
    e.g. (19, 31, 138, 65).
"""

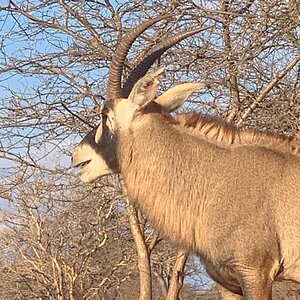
(122, 26, 210, 98)
(107, 13, 173, 101)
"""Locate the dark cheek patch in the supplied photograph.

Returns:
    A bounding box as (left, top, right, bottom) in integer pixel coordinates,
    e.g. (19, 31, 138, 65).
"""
(97, 123, 119, 172)
(79, 119, 119, 173)
(81, 127, 98, 151)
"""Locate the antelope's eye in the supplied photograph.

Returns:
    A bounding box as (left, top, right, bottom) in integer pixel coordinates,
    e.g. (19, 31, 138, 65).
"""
(101, 113, 107, 127)
(102, 107, 109, 115)
(102, 102, 111, 115)
(100, 107, 108, 123)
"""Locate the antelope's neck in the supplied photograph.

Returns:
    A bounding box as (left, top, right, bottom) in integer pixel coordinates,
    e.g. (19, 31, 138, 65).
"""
(116, 115, 218, 251)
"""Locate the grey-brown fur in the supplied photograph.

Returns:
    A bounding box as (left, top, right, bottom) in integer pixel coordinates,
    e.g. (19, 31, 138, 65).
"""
(73, 109, 300, 182)
(72, 15, 300, 299)
(73, 83, 300, 300)
(103, 70, 300, 299)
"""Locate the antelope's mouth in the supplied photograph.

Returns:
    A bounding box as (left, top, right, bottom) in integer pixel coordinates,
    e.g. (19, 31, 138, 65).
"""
(73, 160, 91, 169)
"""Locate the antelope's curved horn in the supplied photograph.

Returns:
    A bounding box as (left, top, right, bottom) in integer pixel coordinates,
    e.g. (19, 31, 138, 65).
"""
(122, 26, 210, 98)
(107, 13, 172, 101)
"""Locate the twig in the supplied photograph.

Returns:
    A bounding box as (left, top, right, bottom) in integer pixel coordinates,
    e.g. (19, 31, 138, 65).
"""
(57, 0, 108, 54)
(237, 55, 300, 126)
(8, 0, 95, 48)
(165, 249, 189, 300)
(222, 0, 241, 123)
(127, 201, 152, 300)
(61, 103, 94, 128)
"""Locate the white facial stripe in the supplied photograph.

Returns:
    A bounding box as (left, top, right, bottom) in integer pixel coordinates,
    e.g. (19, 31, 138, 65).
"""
(95, 125, 103, 144)
(106, 110, 115, 132)
(95, 109, 115, 144)
(72, 143, 113, 182)
(80, 150, 113, 182)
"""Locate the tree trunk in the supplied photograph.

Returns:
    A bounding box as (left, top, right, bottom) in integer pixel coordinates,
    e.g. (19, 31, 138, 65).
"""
(166, 249, 188, 300)
(127, 200, 152, 300)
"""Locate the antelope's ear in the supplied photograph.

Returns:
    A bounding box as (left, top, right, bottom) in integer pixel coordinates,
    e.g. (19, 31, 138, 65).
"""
(128, 67, 165, 107)
(155, 83, 206, 113)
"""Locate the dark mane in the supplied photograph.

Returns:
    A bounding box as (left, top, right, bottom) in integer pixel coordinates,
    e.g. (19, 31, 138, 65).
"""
(175, 112, 300, 155)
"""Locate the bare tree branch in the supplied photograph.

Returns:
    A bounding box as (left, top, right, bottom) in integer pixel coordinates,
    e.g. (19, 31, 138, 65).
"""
(166, 250, 189, 300)
(237, 54, 300, 126)
(222, 0, 241, 123)
(127, 200, 152, 300)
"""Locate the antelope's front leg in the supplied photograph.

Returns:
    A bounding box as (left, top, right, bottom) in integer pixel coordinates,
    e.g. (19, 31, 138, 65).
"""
(218, 284, 243, 300)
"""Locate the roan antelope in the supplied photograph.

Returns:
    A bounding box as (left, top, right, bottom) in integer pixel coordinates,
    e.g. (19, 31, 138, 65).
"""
(72, 15, 300, 300)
